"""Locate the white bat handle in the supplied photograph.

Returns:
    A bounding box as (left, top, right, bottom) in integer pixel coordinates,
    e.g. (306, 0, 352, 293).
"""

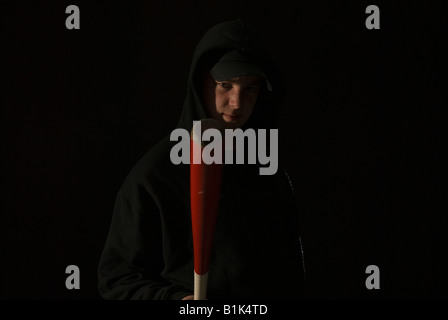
(194, 271, 209, 300)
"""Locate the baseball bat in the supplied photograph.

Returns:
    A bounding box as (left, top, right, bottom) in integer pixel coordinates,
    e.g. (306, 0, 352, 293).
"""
(190, 119, 224, 300)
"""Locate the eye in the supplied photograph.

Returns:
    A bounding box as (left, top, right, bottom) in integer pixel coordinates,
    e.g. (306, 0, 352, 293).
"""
(216, 82, 232, 89)
(247, 85, 260, 93)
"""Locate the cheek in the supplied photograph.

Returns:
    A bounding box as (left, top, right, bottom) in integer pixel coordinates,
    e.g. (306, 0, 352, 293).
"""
(247, 94, 259, 112)
(214, 92, 227, 111)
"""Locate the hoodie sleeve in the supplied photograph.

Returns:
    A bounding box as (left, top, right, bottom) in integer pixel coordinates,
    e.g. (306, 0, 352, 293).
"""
(97, 170, 192, 300)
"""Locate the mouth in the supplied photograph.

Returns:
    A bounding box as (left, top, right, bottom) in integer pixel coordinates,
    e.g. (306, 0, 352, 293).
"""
(223, 114, 242, 122)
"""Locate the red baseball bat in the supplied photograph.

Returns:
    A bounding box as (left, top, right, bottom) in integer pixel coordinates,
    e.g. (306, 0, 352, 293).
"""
(190, 119, 223, 300)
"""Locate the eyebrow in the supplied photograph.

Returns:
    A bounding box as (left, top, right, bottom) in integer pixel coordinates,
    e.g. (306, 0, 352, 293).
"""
(216, 80, 262, 86)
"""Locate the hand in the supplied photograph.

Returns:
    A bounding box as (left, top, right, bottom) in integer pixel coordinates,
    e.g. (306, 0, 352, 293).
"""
(182, 295, 194, 300)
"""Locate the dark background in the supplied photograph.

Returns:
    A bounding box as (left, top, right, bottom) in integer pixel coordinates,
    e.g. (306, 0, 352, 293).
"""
(1, 1, 446, 299)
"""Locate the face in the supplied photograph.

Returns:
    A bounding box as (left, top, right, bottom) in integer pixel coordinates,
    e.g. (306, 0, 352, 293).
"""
(202, 73, 262, 129)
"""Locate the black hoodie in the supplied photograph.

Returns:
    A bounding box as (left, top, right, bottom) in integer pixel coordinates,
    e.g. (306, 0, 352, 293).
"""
(98, 19, 305, 300)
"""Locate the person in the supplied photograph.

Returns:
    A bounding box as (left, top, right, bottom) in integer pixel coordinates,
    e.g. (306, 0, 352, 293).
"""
(98, 19, 305, 300)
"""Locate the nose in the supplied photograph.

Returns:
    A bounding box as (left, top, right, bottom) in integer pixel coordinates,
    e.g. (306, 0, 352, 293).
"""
(228, 88, 242, 110)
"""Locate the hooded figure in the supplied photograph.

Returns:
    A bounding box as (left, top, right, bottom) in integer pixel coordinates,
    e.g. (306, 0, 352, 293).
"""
(98, 19, 305, 300)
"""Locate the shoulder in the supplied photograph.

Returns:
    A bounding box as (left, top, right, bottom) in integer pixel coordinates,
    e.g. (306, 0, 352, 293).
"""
(120, 135, 187, 193)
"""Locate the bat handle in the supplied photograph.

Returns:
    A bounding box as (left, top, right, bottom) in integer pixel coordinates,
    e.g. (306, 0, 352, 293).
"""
(194, 271, 209, 300)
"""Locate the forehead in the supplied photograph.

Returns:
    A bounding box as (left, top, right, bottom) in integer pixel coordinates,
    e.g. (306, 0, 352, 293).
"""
(220, 75, 262, 85)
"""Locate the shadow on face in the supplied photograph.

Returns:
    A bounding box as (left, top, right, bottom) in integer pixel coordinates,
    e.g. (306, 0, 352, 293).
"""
(201, 71, 261, 129)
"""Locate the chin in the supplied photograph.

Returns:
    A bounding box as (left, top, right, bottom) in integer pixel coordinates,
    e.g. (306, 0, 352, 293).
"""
(227, 122, 246, 130)
(222, 117, 247, 129)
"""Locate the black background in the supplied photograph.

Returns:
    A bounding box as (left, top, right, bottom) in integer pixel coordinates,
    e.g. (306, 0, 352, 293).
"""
(1, 0, 446, 300)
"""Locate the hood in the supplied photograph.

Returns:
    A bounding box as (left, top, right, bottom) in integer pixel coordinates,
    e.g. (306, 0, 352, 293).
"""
(176, 19, 286, 131)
